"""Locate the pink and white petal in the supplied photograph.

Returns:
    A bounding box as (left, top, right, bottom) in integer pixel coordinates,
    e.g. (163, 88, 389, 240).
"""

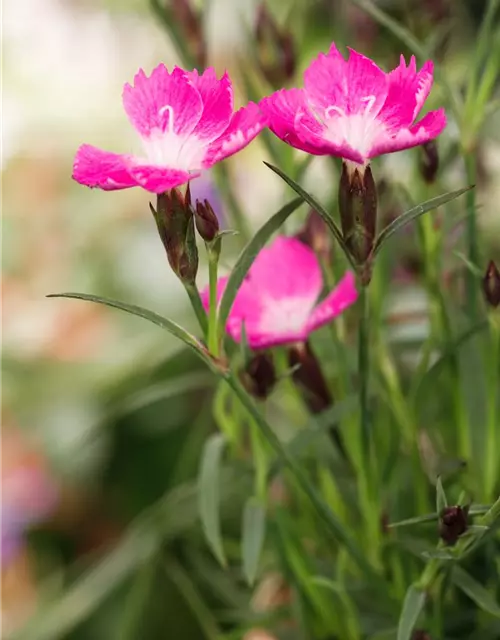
(127, 162, 195, 193)
(186, 69, 234, 141)
(344, 48, 388, 116)
(202, 102, 267, 167)
(378, 55, 420, 130)
(414, 60, 434, 118)
(122, 64, 203, 138)
(306, 271, 358, 333)
(259, 89, 322, 153)
(72, 144, 138, 191)
(304, 46, 348, 113)
(295, 109, 366, 163)
(368, 108, 446, 158)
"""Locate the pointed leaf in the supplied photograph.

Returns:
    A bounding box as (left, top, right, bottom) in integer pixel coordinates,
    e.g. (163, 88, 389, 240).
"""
(264, 161, 356, 269)
(373, 187, 472, 256)
(436, 476, 448, 514)
(48, 292, 212, 365)
(217, 197, 303, 342)
(397, 585, 426, 640)
(198, 433, 227, 567)
(242, 498, 266, 586)
(452, 565, 500, 617)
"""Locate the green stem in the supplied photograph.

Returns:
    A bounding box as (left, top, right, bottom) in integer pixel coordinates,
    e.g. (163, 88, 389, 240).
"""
(358, 285, 371, 466)
(184, 282, 208, 337)
(207, 244, 220, 356)
(224, 373, 383, 583)
(464, 153, 478, 318)
(485, 321, 500, 498)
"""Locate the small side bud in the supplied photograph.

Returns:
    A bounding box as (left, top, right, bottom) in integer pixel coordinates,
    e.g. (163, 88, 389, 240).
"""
(153, 186, 199, 285)
(483, 260, 500, 308)
(195, 199, 220, 243)
(439, 505, 469, 546)
(240, 352, 276, 400)
(295, 209, 331, 264)
(420, 140, 439, 183)
(255, 3, 296, 87)
(338, 162, 378, 267)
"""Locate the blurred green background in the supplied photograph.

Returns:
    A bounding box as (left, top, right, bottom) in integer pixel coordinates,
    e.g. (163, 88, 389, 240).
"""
(2, 0, 500, 638)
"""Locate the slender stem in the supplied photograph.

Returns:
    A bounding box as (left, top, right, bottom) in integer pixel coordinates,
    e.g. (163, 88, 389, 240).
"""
(184, 282, 208, 337)
(358, 285, 371, 464)
(485, 318, 500, 498)
(207, 245, 220, 356)
(464, 153, 478, 318)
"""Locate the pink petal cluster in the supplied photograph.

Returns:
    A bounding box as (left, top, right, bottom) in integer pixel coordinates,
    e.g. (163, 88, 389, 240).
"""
(260, 43, 446, 165)
(73, 65, 267, 194)
(202, 236, 358, 349)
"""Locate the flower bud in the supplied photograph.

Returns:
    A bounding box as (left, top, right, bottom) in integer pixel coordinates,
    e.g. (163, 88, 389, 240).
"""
(412, 632, 431, 640)
(152, 186, 199, 285)
(255, 3, 296, 87)
(439, 504, 469, 546)
(483, 260, 500, 308)
(240, 352, 276, 400)
(420, 140, 439, 184)
(295, 209, 331, 264)
(195, 199, 220, 243)
(338, 162, 377, 267)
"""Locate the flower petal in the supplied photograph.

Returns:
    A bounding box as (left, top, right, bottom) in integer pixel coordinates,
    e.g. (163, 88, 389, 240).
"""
(304, 45, 388, 117)
(72, 144, 138, 190)
(378, 56, 435, 130)
(203, 102, 267, 167)
(127, 163, 195, 194)
(186, 68, 234, 142)
(122, 64, 203, 138)
(368, 108, 446, 158)
(259, 88, 323, 153)
(307, 271, 358, 333)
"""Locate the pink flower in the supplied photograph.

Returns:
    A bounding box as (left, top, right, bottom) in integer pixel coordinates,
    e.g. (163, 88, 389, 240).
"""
(259, 44, 446, 165)
(202, 236, 358, 349)
(73, 65, 267, 194)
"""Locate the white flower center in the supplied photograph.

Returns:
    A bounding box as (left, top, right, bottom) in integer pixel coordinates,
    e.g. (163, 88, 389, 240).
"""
(140, 105, 207, 171)
(323, 94, 384, 157)
(258, 295, 315, 337)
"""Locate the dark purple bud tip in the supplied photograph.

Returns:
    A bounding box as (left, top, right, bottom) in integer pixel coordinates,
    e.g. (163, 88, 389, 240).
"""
(439, 504, 469, 546)
(195, 199, 220, 243)
(240, 352, 277, 400)
(420, 140, 439, 184)
(483, 260, 500, 308)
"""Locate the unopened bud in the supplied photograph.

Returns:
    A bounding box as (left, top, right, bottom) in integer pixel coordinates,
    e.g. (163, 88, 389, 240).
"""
(295, 210, 331, 263)
(483, 260, 500, 308)
(240, 352, 276, 400)
(412, 632, 431, 640)
(170, 0, 206, 67)
(195, 199, 220, 243)
(153, 186, 199, 285)
(439, 505, 469, 546)
(338, 162, 377, 268)
(420, 140, 439, 183)
(255, 3, 296, 87)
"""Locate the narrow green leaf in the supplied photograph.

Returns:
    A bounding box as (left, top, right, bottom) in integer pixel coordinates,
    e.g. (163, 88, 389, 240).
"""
(217, 197, 303, 342)
(452, 565, 500, 617)
(397, 585, 426, 640)
(421, 550, 455, 561)
(242, 498, 266, 586)
(309, 576, 344, 594)
(436, 476, 448, 514)
(48, 292, 212, 365)
(389, 505, 490, 529)
(373, 186, 472, 256)
(264, 161, 356, 269)
(198, 433, 228, 567)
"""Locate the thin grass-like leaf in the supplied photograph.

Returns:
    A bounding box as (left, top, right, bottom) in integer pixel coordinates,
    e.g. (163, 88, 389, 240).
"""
(373, 187, 472, 257)
(436, 476, 448, 514)
(217, 197, 303, 342)
(242, 498, 266, 586)
(452, 566, 500, 618)
(397, 586, 426, 640)
(198, 433, 228, 567)
(264, 162, 356, 269)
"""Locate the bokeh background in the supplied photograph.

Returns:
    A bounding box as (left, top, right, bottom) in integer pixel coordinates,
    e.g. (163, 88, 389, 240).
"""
(2, 0, 500, 638)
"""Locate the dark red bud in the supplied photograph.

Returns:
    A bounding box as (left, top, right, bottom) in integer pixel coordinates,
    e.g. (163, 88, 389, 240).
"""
(170, 0, 206, 67)
(240, 352, 277, 400)
(411, 631, 432, 640)
(195, 199, 220, 243)
(439, 505, 469, 546)
(338, 162, 378, 273)
(483, 260, 500, 308)
(295, 209, 331, 263)
(420, 140, 439, 184)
